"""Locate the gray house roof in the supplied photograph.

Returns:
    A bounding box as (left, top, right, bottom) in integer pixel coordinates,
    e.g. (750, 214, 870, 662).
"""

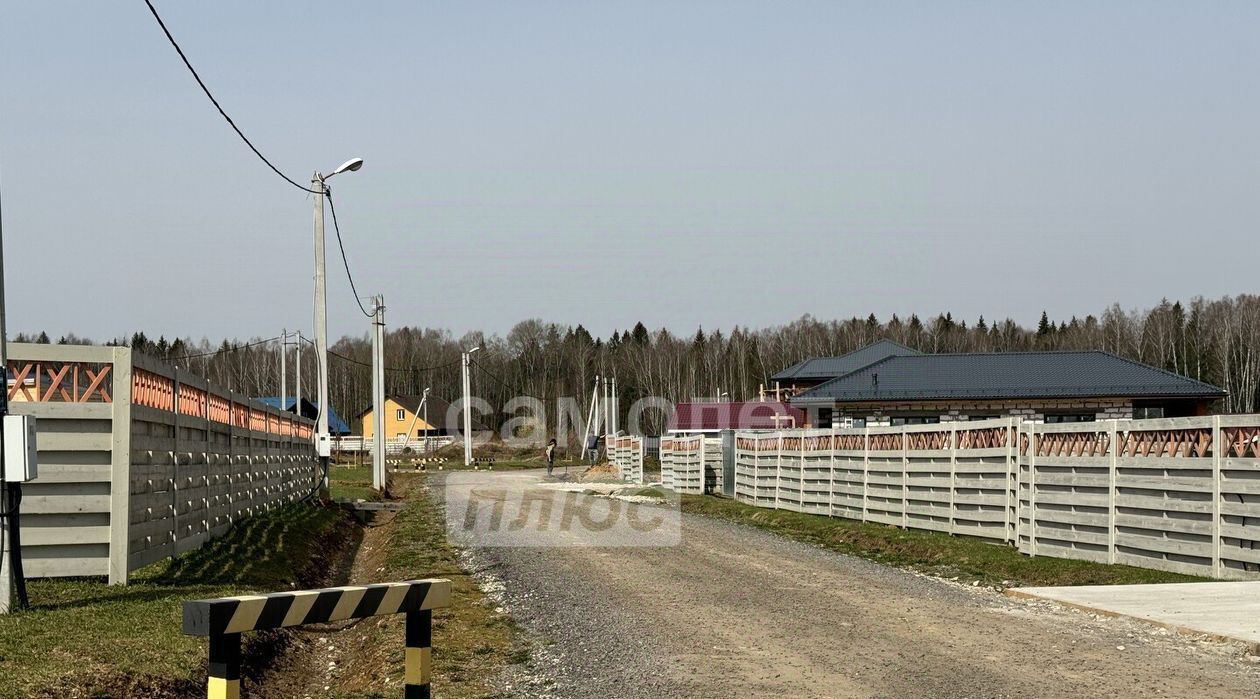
(771, 340, 921, 382)
(791, 351, 1227, 404)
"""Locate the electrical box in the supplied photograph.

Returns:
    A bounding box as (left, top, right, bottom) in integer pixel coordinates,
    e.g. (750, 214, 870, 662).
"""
(3, 414, 37, 482)
(316, 433, 331, 458)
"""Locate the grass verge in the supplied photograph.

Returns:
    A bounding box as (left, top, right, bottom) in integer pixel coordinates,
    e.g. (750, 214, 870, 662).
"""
(330, 465, 383, 502)
(681, 495, 1208, 587)
(0, 503, 354, 699)
(313, 472, 527, 698)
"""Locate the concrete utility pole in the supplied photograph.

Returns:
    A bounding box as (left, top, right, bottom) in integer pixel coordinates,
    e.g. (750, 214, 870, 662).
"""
(371, 296, 386, 491)
(295, 330, 302, 414)
(0, 168, 11, 613)
(312, 158, 363, 489)
(462, 347, 480, 466)
(280, 328, 287, 413)
(582, 374, 600, 462)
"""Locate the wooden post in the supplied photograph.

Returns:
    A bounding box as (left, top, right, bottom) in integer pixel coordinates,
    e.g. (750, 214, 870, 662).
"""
(206, 632, 241, 699)
(405, 609, 433, 699)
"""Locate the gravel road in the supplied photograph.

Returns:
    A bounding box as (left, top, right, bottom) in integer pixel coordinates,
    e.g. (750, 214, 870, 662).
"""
(438, 471, 1260, 699)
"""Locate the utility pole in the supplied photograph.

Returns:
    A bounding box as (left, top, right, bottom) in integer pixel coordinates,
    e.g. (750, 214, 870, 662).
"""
(312, 173, 331, 485)
(311, 158, 363, 491)
(295, 330, 302, 415)
(371, 296, 386, 491)
(611, 376, 618, 435)
(462, 347, 480, 466)
(280, 328, 287, 413)
(0, 167, 11, 613)
(582, 375, 599, 462)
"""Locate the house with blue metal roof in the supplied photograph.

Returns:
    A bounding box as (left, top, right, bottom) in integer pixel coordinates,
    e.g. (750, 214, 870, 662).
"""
(254, 396, 351, 435)
(781, 342, 1226, 427)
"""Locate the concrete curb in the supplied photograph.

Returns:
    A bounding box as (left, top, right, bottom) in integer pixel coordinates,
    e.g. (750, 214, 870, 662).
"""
(1003, 588, 1260, 655)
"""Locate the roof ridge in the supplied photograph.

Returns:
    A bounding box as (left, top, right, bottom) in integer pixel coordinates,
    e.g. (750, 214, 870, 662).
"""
(805, 354, 902, 392)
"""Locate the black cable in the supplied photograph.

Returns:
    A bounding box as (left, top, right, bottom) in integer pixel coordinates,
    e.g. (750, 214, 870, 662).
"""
(325, 188, 374, 318)
(300, 335, 462, 374)
(141, 0, 319, 194)
(470, 357, 524, 394)
(174, 335, 283, 361)
(6, 486, 28, 609)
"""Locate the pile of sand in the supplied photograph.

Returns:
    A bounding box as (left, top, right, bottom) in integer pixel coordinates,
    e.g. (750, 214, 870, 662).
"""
(579, 463, 621, 483)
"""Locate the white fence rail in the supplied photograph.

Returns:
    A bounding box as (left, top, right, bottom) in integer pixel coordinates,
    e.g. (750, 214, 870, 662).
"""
(732, 416, 1260, 581)
(333, 435, 454, 455)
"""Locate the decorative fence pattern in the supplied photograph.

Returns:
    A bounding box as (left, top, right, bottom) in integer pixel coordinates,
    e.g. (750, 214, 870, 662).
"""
(733, 416, 1260, 581)
(660, 435, 705, 494)
(662, 436, 724, 495)
(607, 435, 645, 484)
(7, 343, 319, 584)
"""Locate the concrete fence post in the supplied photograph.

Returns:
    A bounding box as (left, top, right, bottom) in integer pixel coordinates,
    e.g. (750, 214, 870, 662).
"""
(1005, 417, 1015, 545)
(800, 432, 807, 512)
(829, 424, 837, 518)
(1108, 420, 1118, 565)
(1029, 422, 1038, 557)
(948, 424, 957, 536)
(862, 427, 870, 523)
(171, 367, 181, 561)
(901, 427, 909, 529)
(1212, 415, 1223, 578)
(108, 348, 133, 585)
(774, 432, 783, 510)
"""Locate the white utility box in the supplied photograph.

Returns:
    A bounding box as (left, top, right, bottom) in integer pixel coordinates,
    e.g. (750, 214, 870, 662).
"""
(3, 414, 37, 482)
(316, 433, 331, 458)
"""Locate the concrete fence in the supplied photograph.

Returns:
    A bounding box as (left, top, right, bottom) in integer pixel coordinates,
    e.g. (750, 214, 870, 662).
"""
(607, 435, 645, 484)
(661, 436, 725, 495)
(728, 416, 1260, 580)
(6, 343, 319, 584)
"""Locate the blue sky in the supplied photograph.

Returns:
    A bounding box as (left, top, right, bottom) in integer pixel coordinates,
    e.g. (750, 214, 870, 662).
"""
(1, 1, 1257, 342)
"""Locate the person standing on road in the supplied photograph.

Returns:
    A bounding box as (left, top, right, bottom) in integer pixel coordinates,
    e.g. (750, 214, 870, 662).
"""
(545, 438, 557, 476)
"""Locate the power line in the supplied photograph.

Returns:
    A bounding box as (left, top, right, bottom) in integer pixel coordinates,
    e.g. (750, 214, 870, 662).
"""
(469, 357, 522, 394)
(325, 188, 374, 318)
(141, 0, 317, 194)
(173, 335, 283, 360)
(299, 335, 461, 374)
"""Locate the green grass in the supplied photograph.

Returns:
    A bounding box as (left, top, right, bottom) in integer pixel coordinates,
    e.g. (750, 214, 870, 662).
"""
(329, 465, 382, 502)
(681, 495, 1208, 588)
(0, 503, 352, 698)
(629, 486, 668, 498)
(329, 473, 527, 698)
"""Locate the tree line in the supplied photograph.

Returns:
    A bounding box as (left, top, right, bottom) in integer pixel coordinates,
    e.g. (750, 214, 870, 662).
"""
(16, 293, 1260, 437)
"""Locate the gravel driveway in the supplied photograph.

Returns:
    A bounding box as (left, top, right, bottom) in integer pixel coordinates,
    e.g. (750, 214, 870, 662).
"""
(437, 471, 1260, 699)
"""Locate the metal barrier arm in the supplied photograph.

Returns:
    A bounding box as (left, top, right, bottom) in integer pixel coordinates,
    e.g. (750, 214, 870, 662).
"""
(183, 578, 452, 699)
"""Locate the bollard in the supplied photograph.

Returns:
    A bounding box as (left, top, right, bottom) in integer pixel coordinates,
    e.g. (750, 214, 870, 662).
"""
(183, 579, 452, 698)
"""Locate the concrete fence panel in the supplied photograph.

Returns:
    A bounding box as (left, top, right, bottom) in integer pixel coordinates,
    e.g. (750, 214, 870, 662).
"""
(729, 415, 1260, 581)
(6, 343, 318, 585)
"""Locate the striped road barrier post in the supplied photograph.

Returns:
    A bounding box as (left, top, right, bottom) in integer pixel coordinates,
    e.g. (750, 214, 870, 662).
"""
(183, 579, 452, 698)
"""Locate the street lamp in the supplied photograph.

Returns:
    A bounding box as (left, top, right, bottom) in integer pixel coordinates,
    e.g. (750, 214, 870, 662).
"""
(462, 347, 481, 466)
(312, 158, 364, 491)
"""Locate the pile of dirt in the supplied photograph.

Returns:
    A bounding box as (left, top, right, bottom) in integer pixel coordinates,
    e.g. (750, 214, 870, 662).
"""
(580, 462, 622, 483)
(432, 439, 546, 461)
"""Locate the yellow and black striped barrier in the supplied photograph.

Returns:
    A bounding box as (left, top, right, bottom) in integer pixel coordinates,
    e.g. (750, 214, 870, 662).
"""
(183, 578, 452, 699)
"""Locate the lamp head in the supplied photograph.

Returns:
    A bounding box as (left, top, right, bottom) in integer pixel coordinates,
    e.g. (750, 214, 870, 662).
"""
(332, 158, 364, 175)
